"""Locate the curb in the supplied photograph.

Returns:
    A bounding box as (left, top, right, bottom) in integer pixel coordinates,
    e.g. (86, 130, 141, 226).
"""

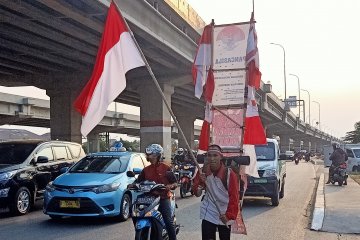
(311, 173, 325, 231)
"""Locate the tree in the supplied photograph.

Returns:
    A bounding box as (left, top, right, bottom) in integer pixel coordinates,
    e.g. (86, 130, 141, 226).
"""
(343, 121, 360, 143)
(82, 139, 108, 153)
(119, 138, 140, 152)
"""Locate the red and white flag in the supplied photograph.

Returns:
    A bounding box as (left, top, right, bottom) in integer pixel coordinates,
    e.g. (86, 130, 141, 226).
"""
(193, 25, 214, 152)
(192, 24, 212, 99)
(197, 69, 215, 152)
(243, 86, 266, 144)
(74, 3, 145, 137)
(245, 20, 261, 89)
(243, 19, 266, 145)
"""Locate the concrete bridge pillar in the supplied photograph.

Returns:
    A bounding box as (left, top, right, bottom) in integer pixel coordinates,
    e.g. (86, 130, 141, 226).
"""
(279, 135, 291, 152)
(293, 139, 304, 152)
(305, 140, 311, 152)
(139, 83, 174, 162)
(87, 132, 100, 153)
(173, 107, 196, 150)
(46, 87, 82, 143)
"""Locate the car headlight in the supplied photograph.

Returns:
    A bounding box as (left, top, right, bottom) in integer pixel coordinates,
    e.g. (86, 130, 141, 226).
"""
(92, 182, 121, 194)
(262, 169, 276, 177)
(45, 181, 56, 192)
(0, 170, 17, 181)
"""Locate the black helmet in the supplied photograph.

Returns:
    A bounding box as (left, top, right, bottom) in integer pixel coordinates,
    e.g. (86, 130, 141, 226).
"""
(332, 142, 340, 149)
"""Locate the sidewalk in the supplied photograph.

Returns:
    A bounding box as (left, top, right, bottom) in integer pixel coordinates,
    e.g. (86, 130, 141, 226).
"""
(311, 164, 360, 235)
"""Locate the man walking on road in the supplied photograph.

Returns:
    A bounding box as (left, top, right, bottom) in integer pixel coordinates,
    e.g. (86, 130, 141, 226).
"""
(192, 144, 239, 240)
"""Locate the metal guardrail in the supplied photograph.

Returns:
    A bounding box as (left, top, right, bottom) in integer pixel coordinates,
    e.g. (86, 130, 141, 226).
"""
(287, 116, 296, 128)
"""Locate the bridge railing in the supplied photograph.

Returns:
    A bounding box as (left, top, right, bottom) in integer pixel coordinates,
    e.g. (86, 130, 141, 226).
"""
(266, 101, 283, 119)
(145, 0, 204, 43)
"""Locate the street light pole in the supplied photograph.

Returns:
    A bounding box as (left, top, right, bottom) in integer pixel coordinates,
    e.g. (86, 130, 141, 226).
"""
(289, 73, 300, 118)
(301, 89, 310, 125)
(270, 43, 287, 100)
(312, 100, 320, 130)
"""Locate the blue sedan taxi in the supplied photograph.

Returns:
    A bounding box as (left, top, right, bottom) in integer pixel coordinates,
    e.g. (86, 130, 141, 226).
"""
(43, 151, 148, 221)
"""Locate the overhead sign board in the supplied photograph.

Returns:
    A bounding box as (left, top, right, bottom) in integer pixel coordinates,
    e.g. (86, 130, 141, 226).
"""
(285, 96, 297, 108)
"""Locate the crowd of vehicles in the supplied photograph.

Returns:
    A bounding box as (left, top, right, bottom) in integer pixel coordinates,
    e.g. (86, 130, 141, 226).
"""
(1, 138, 288, 219)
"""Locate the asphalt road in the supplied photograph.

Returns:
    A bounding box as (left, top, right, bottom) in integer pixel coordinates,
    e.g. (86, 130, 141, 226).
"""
(0, 161, 316, 240)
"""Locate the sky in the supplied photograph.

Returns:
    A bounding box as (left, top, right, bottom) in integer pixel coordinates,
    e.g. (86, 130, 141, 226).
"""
(1, 0, 359, 139)
(187, 0, 360, 138)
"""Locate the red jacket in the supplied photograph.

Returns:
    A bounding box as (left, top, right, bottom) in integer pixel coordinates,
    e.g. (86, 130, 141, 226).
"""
(136, 162, 175, 199)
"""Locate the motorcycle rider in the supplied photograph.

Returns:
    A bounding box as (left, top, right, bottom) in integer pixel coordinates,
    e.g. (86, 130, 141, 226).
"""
(326, 142, 348, 185)
(128, 144, 177, 240)
(174, 148, 185, 164)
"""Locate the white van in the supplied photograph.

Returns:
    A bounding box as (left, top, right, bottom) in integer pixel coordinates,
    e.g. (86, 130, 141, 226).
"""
(245, 138, 286, 206)
(344, 147, 360, 172)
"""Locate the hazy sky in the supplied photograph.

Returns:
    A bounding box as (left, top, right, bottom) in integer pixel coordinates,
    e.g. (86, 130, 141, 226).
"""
(1, 0, 359, 139)
(188, 0, 360, 138)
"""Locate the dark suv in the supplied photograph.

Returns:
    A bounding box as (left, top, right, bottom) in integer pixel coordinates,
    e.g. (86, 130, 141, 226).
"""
(0, 140, 85, 215)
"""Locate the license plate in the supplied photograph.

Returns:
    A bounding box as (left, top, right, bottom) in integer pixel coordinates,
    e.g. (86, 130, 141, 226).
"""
(254, 178, 267, 184)
(59, 200, 80, 208)
(137, 197, 155, 204)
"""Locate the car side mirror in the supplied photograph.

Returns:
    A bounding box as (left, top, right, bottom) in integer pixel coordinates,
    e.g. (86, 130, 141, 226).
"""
(36, 156, 49, 163)
(126, 171, 136, 178)
(60, 167, 69, 174)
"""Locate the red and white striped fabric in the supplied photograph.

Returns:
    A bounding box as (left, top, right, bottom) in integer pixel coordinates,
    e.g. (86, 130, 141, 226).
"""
(245, 21, 261, 89)
(73, 3, 145, 137)
(192, 24, 212, 99)
(197, 71, 215, 152)
(243, 19, 266, 145)
(193, 25, 214, 152)
(243, 86, 266, 145)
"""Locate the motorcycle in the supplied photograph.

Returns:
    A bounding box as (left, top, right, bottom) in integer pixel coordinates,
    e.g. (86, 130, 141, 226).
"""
(305, 153, 310, 162)
(294, 156, 300, 165)
(330, 163, 348, 186)
(178, 163, 197, 198)
(129, 181, 180, 240)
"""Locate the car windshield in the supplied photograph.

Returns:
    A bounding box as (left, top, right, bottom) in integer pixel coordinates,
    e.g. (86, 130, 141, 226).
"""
(353, 149, 360, 158)
(255, 142, 275, 161)
(0, 143, 37, 165)
(69, 155, 130, 174)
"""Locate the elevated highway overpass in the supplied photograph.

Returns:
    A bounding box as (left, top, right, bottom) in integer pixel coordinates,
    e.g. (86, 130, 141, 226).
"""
(0, 91, 338, 153)
(0, 0, 338, 157)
